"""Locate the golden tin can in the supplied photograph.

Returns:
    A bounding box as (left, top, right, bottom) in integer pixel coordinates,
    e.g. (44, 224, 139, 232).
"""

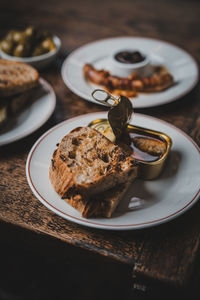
(88, 118, 172, 180)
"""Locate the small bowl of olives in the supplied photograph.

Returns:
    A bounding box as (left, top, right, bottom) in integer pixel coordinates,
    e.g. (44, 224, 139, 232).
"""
(0, 26, 61, 69)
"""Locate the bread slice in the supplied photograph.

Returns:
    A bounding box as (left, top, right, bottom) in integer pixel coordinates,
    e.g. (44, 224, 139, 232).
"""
(50, 126, 137, 197)
(64, 170, 137, 218)
(0, 59, 39, 97)
(0, 87, 38, 130)
(0, 104, 7, 128)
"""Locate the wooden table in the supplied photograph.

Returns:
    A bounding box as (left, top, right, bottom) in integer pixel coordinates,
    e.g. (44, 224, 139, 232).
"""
(0, 0, 200, 296)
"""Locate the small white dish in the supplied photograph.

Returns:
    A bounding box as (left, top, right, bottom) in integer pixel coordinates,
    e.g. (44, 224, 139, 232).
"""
(61, 37, 199, 108)
(0, 36, 61, 70)
(26, 112, 200, 231)
(0, 78, 56, 146)
(110, 49, 151, 77)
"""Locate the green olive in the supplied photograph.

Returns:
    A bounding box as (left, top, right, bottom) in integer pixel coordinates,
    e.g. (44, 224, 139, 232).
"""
(2, 27, 56, 57)
(0, 40, 13, 54)
(5, 31, 15, 42)
(13, 31, 24, 44)
(24, 26, 37, 45)
(25, 26, 36, 38)
(34, 31, 43, 43)
(13, 44, 29, 57)
(32, 46, 46, 56)
(21, 34, 30, 47)
(41, 38, 56, 52)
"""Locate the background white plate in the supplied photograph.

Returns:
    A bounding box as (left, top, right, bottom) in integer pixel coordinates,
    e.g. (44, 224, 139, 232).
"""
(0, 78, 56, 146)
(61, 37, 199, 108)
(26, 112, 200, 230)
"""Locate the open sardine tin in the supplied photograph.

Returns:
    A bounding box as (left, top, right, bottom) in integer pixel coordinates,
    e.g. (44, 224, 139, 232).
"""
(88, 119, 172, 180)
(89, 90, 172, 180)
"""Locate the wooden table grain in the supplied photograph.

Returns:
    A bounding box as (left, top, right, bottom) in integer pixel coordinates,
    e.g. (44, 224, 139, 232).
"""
(0, 0, 200, 294)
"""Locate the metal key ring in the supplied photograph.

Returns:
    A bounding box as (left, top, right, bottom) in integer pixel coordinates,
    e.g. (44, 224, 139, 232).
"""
(91, 89, 119, 107)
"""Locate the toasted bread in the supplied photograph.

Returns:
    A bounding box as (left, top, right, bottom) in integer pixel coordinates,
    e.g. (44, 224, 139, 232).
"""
(0, 59, 39, 97)
(49, 127, 138, 198)
(64, 170, 137, 218)
(0, 87, 38, 130)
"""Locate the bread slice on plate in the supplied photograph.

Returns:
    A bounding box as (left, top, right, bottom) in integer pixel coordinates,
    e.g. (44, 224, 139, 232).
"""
(0, 90, 34, 129)
(0, 59, 39, 97)
(49, 126, 138, 218)
(0, 59, 39, 129)
(64, 171, 137, 218)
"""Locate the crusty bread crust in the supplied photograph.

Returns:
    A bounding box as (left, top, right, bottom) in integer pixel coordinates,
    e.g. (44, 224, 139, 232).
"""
(0, 59, 39, 97)
(49, 127, 138, 217)
(0, 87, 38, 130)
(63, 169, 137, 218)
(49, 127, 137, 197)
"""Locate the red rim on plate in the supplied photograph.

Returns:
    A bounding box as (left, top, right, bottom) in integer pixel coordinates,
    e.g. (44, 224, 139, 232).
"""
(61, 37, 199, 108)
(26, 112, 200, 230)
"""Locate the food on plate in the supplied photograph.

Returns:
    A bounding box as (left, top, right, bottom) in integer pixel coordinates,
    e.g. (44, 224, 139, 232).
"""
(114, 50, 146, 64)
(91, 91, 167, 161)
(118, 131, 167, 162)
(0, 59, 39, 129)
(89, 89, 172, 180)
(49, 126, 138, 218)
(83, 63, 174, 97)
(0, 59, 39, 96)
(65, 172, 137, 218)
(90, 119, 168, 163)
(131, 136, 166, 157)
(0, 26, 56, 58)
(49, 91, 171, 218)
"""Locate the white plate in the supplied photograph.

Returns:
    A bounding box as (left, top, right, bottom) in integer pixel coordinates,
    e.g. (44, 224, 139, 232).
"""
(0, 78, 56, 146)
(61, 37, 199, 108)
(26, 112, 200, 230)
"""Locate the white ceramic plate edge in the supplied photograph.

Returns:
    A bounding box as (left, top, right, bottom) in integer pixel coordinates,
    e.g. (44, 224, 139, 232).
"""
(0, 77, 56, 146)
(26, 112, 200, 230)
(61, 36, 199, 108)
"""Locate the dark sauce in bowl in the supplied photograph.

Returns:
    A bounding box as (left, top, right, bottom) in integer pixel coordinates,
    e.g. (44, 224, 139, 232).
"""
(114, 51, 145, 64)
